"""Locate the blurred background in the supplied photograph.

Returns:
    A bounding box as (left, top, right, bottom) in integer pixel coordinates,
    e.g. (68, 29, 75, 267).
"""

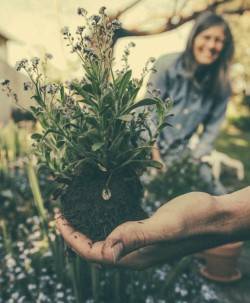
(0, 1, 250, 302)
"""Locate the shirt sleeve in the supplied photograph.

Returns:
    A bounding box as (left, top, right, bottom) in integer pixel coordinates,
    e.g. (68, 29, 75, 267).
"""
(193, 92, 230, 158)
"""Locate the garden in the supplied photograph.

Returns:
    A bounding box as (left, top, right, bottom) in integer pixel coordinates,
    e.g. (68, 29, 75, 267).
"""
(0, 1, 250, 303)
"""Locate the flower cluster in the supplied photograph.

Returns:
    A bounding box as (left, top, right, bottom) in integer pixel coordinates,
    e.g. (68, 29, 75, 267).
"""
(61, 7, 122, 66)
(0, 79, 18, 103)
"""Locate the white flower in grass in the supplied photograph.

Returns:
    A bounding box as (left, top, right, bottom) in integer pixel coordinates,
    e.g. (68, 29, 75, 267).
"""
(145, 296, 154, 303)
(28, 284, 36, 291)
(201, 285, 217, 301)
(37, 292, 48, 302)
(56, 292, 64, 298)
(17, 272, 26, 280)
(11, 292, 19, 300)
(15, 266, 22, 273)
(180, 288, 188, 297)
(6, 255, 16, 268)
(17, 296, 26, 303)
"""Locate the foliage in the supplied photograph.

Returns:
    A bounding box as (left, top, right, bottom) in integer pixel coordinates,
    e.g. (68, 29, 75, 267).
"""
(229, 116, 250, 132)
(2, 8, 171, 200)
(215, 122, 250, 190)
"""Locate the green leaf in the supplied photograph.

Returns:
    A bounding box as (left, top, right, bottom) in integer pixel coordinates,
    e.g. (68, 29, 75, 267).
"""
(117, 70, 132, 97)
(78, 99, 98, 111)
(56, 140, 65, 148)
(92, 142, 105, 152)
(32, 95, 44, 107)
(42, 128, 62, 140)
(60, 86, 65, 103)
(122, 98, 160, 114)
(129, 159, 163, 169)
(117, 114, 133, 122)
(157, 121, 173, 132)
(71, 83, 98, 111)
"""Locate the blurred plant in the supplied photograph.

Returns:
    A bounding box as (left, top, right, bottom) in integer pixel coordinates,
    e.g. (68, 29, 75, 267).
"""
(4, 7, 172, 240)
(229, 115, 250, 131)
(144, 154, 212, 211)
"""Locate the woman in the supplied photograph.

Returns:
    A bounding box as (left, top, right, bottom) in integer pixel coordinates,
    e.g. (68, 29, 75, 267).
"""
(149, 12, 234, 193)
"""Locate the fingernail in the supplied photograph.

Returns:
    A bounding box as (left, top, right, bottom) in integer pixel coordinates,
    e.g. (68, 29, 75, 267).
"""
(112, 242, 123, 262)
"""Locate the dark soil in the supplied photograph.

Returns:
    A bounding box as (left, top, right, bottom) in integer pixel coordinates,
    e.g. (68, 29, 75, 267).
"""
(60, 167, 147, 240)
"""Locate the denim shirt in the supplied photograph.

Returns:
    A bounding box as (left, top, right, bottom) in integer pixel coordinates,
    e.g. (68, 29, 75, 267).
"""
(146, 53, 231, 158)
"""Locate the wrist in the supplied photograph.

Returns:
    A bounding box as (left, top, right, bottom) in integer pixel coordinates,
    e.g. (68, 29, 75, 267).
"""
(215, 187, 250, 241)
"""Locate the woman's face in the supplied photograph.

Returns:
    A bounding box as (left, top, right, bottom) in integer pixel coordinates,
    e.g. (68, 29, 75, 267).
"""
(193, 25, 225, 65)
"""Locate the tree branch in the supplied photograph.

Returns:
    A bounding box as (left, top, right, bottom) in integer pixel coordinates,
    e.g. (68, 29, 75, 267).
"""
(112, 0, 250, 43)
(112, 0, 144, 19)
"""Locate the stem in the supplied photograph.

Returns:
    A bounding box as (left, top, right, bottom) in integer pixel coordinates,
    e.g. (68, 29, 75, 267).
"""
(0, 220, 12, 255)
(160, 256, 192, 297)
(27, 161, 48, 239)
(90, 264, 100, 302)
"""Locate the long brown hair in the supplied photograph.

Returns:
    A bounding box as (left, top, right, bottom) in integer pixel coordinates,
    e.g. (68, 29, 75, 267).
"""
(180, 11, 234, 98)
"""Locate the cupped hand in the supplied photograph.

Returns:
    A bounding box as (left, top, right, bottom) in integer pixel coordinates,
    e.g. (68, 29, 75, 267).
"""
(55, 200, 182, 269)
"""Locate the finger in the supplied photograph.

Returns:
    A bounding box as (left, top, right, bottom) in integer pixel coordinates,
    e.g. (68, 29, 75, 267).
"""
(56, 216, 93, 257)
(102, 219, 152, 262)
(56, 216, 113, 263)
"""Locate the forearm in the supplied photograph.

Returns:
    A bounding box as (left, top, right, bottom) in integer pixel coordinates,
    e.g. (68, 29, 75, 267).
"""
(160, 187, 250, 255)
(120, 187, 250, 269)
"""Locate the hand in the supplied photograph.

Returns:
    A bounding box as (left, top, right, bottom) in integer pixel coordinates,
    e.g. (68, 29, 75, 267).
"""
(55, 194, 186, 269)
(56, 188, 250, 269)
(55, 213, 173, 269)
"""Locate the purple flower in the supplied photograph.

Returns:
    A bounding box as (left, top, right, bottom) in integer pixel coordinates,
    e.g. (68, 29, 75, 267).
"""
(23, 81, 33, 91)
(128, 42, 136, 48)
(61, 26, 70, 35)
(76, 26, 85, 35)
(15, 59, 28, 71)
(31, 57, 40, 66)
(77, 7, 87, 16)
(0, 79, 10, 86)
(99, 7, 106, 15)
(45, 53, 53, 60)
(90, 15, 101, 24)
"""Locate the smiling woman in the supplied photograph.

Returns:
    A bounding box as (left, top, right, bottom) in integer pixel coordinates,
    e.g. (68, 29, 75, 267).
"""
(193, 25, 225, 65)
(148, 11, 235, 194)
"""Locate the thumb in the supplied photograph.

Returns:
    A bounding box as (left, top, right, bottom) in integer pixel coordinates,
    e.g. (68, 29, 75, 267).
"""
(102, 219, 152, 263)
